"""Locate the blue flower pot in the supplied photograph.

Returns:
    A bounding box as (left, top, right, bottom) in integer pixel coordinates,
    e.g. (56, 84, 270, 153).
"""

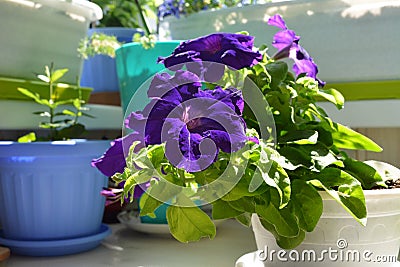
(0, 140, 110, 241)
(80, 28, 143, 93)
(115, 41, 182, 114)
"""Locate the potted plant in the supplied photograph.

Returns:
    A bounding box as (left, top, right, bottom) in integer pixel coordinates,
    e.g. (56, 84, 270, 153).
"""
(92, 13, 400, 265)
(80, 0, 156, 95)
(110, 0, 182, 114)
(0, 0, 102, 84)
(0, 65, 111, 257)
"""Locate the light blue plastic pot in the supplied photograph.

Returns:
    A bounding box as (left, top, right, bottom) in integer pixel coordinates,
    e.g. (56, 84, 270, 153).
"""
(115, 41, 182, 114)
(0, 140, 110, 241)
(80, 28, 144, 92)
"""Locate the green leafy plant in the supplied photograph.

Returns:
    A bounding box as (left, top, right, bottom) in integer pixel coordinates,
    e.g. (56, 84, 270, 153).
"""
(157, 0, 272, 20)
(78, 33, 122, 59)
(92, 15, 396, 248)
(17, 64, 93, 142)
(90, 0, 158, 30)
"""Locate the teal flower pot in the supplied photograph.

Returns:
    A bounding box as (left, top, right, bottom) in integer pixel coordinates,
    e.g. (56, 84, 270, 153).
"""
(115, 41, 182, 114)
(140, 202, 170, 224)
(0, 140, 110, 241)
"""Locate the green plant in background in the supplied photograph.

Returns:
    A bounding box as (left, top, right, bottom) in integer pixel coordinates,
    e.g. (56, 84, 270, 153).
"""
(78, 33, 123, 59)
(17, 64, 93, 142)
(90, 0, 158, 30)
(89, 0, 158, 49)
(157, 0, 273, 20)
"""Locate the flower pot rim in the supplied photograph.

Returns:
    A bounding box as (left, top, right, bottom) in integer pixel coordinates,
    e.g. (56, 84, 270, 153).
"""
(0, 139, 110, 157)
(117, 40, 183, 51)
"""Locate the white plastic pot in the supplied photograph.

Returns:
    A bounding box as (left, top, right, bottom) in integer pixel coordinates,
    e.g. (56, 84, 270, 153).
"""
(251, 189, 400, 266)
(0, 0, 102, 83)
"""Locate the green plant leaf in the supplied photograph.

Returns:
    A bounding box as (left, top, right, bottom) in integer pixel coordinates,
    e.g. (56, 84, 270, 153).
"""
(317, 88, 344, 109)
(291, 179, 322, 232)
(139, 192, 164, 218)
(62, 109, 77, 117)
(57, 123, 85, 139)
(167, 205, 216, 243)
(259, 217, 306, 249)
(251, 143, 291, 208)
(138, 178, 182, 216)
(50, 68, 69, 83)
(343, 157, 386, 189)
(329, 121, 382, 152)
(265, 61, 288, 90)
(279, 130, 318, 145)
(228, 197, 255, 213)
(212, 200, 243, 220)
(235, 213, 252, 227)
(123, 168, 154, 202)
(17, 88, 51, 107)
(309, 167, 367, 225)
(17, 132, 36, 143)
(255, 200, 300, 238)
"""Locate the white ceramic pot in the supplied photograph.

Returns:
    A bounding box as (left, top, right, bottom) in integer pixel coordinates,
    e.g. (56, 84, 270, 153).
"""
(251, 189, 400, 266)
(159, 0, 400, 83)
(0, 0, 102, 84)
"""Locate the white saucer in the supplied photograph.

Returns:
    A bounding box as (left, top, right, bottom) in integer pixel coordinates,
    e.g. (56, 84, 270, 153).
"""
(117, 211, 172, 235)
(117, 211, 225, 235)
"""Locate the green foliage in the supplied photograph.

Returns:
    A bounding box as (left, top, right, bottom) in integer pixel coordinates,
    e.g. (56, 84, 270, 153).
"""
(111, 41, 388, 249)
(78, 33, 122, 59)
(91, 0, 157, 29)
(17, 64, 91, 141)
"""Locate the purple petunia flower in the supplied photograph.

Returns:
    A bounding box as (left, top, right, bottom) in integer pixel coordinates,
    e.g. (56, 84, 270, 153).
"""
(268, 14, 325, 87)
(91, 132, 144, 177)
(127, 70, 247, 172)
(157, 33, 262, 82)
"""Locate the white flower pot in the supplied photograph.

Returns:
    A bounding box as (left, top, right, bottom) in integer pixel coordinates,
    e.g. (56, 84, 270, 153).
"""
(160, 0, 400, 83)
(251, 189, 400, 266)
(0, 0, 102, 84)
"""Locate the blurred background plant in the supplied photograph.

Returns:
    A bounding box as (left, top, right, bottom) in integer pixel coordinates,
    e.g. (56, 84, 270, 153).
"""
(78, 33, 122, 59)
(157, 0, 273, 20)
(90, 0, 158, 30)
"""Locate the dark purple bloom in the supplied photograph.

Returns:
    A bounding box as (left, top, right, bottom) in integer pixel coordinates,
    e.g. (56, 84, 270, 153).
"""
(91, 131, 144, 177)
(158, 33, 262, 82)
(127, 70, 247, 172)
(268, 14, 325, 87)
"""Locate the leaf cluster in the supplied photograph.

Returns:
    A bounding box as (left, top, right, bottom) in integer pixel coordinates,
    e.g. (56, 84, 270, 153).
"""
(17, 64, 93, 142)
(112, 45, 387, 248)
(91, 0, 158, 29)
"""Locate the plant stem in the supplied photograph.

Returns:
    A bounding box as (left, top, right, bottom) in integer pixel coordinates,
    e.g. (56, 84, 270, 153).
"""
(133, 0, 151, 36)
(48, 66, 56, 140)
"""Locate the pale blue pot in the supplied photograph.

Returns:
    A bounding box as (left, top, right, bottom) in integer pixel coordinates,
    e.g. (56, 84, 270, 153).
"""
(0, 140, 110, 241)
(80, 28, 144, 92)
